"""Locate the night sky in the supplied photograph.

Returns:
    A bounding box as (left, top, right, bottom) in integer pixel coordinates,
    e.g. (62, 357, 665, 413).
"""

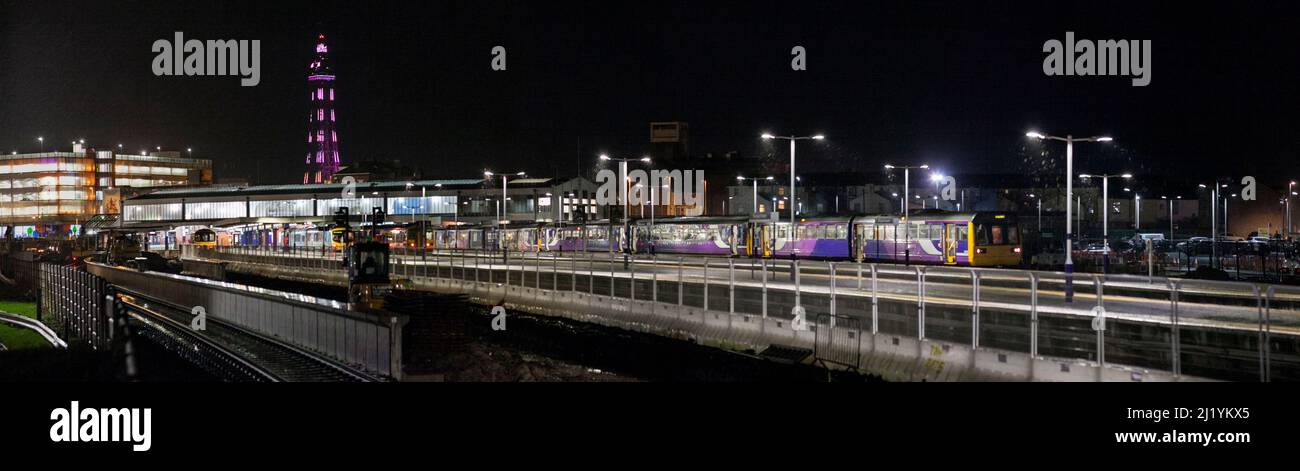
(2, 0, 1298, 186)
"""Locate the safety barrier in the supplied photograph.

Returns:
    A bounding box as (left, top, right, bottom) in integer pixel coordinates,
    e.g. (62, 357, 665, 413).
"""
(39, 264, 114, 349)
(87, 262, 404, 379)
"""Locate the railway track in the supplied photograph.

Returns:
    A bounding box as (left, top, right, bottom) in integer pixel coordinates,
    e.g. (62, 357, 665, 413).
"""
(118, 289, 376, 382)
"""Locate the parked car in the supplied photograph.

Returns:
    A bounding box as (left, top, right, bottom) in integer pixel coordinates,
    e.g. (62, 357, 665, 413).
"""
(1177, 237, 1212, 255)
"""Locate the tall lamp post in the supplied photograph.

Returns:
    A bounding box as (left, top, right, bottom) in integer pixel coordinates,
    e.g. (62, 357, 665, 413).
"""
(599, 154, 651, 222)
(1026, 131, 1113, 302)
(1198, 183, 1219, 268)
(484, 169, 526, 230)
(884, 163, 929, 264)
(1288, 181, 1296, 239)
(1161, 195, 1182, 240)
(930, 172, 946, 210)
(1029, 193, 1042, 229)
(1079, 172, 1131, 274)
(737, 175, 775, 214)
(1134, 193, 1141, 230)
(761, 133, 824, 236)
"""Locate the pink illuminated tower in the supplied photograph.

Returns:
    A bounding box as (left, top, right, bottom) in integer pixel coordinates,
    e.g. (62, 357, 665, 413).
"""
(305, 34, 341, 183)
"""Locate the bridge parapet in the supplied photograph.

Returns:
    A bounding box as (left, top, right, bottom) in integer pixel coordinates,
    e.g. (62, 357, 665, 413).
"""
(87, 262, 403, 380)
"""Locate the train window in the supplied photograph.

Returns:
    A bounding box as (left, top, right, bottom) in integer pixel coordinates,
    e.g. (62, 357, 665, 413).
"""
(1006, 225, 1019, 244)
(975, 224, 990, 245)
(991, 225, 1004, 245)
(957, 225, 969, 243)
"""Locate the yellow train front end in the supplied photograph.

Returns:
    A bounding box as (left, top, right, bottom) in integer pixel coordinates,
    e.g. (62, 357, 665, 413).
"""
(967, 214, 1023, 268)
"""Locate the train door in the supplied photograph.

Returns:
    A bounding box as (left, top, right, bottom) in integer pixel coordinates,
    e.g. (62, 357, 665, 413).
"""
(853, 223, 867, 262)
(943, 223, 958, 265)
(748, 222, 759, 256)
(755, 222, 772, 257)
(728, 224, 739, 256)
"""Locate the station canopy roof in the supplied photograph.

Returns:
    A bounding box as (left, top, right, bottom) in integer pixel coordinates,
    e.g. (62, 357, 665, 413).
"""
(128, 178, 557, 201)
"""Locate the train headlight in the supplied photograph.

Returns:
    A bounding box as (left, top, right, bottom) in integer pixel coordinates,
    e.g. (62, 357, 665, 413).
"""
(1013, 247, 1022, 253)
(976, 248, 987, 254)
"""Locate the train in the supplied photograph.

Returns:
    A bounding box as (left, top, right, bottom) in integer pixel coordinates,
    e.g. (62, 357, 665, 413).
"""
(175, 210, 1021, 267)
(397, 210, 1022, 267)
(192, 228, 218, 248)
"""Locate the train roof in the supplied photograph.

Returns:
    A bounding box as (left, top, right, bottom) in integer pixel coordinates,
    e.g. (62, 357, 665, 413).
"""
(631, 215, 753, 225)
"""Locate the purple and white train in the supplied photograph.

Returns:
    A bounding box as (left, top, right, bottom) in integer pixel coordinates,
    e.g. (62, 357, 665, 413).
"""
(405, 210, 1022, 267)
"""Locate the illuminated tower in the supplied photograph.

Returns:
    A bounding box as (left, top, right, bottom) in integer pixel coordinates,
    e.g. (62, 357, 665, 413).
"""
(305, 34, 341, 183)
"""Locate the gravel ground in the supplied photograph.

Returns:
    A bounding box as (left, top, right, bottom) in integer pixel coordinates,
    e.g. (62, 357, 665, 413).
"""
(405, 341, 636, 382)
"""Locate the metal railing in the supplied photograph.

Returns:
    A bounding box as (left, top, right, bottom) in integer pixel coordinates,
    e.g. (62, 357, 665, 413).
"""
(0, 310, 66, 348)
(88, 261, 402, 379)
(189, 244, 1300, 381)
(39, 263, 113, 349)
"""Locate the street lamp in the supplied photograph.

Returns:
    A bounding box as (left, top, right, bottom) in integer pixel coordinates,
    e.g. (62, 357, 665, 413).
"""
(404, 181, 418, 223)
(1026, 131, 1113, 301)
(1029, 193, 1042, 229)
(1161, 195, 1182, 240)
(36, 136, 43, 151)
(885, 163, 928, 264)
(600, 154, 651, 223)
(762, 133, 824, 237)
(1198, 183, 1220, 267)
(929, 171, 946, 210)
(484, 170, 527, 232)
(1288, 180, 1296, 239)
(737, 175, 775, 214)
(1134, 193, 1141, 230)
(1079, 172, 1131, 273)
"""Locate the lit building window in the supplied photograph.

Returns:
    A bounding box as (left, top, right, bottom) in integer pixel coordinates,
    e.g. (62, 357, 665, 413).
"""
(317, 88, 324, 100)
(329, 89, 334, 101)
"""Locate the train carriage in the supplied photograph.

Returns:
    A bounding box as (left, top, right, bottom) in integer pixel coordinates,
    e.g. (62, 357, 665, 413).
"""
(633, 216, 747, 256)
(411, 210, 1021, 267)
(192, 228, 218, 248)
(849, 211, 1020, 266)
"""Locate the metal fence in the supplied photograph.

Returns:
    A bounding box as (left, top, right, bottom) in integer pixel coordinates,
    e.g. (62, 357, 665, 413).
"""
(814, 313, 865, 370)
(2, 254, 42, 298)
(38, 263, 114, 350)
